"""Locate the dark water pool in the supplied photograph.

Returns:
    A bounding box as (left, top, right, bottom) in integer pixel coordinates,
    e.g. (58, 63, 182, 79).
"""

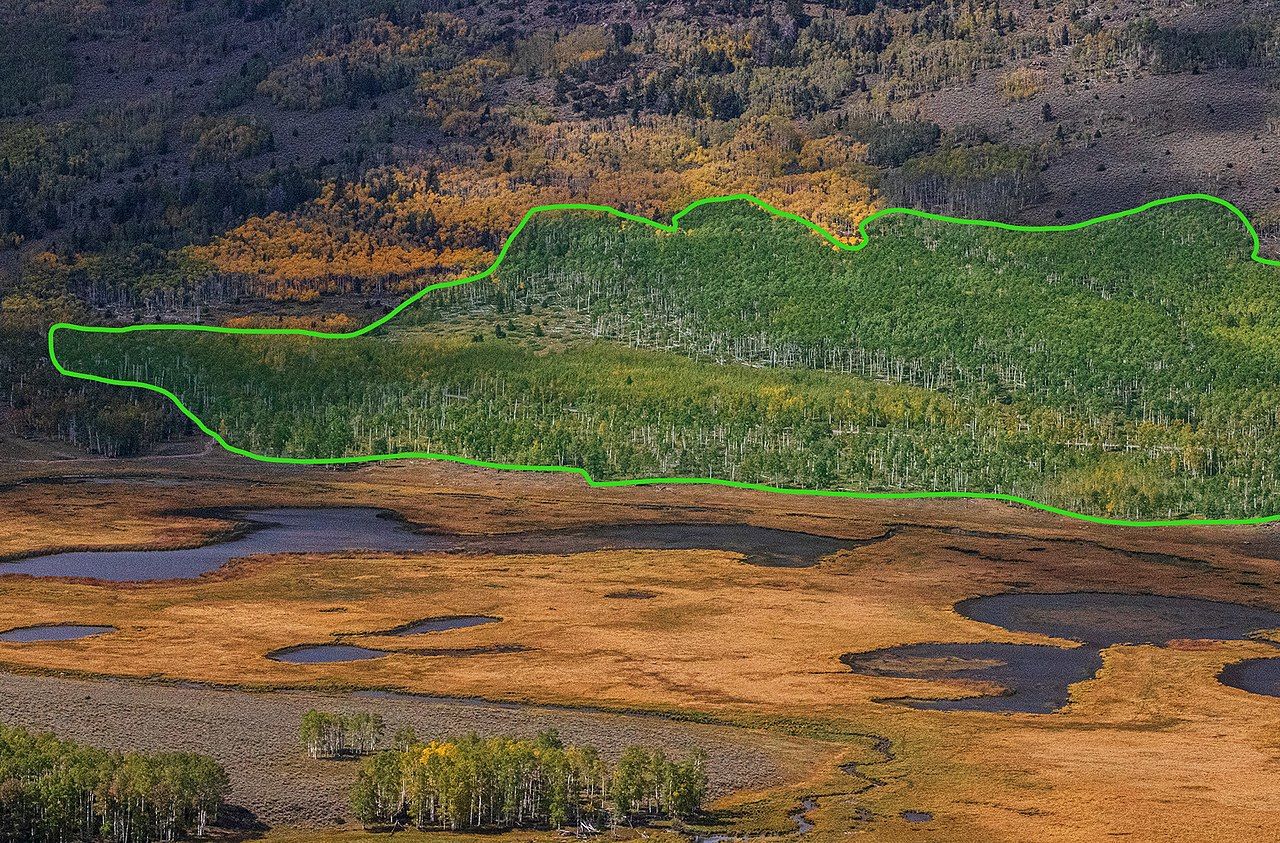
(1219, 657, 1280, 697)
(844, 592, 1280, 713)
(4, 508, 886, 581)
(268, 615, 503, 664)
(842, 642, 1103, 714)
(1, 508, 449, 581)
(957, 592, 1280, 647)
(475, 522, 892, 568)
(267, 644, 388, 664)
(901, 810, 933, 823)
(0, 625, 116, 642)
(385, 615, 500, 635)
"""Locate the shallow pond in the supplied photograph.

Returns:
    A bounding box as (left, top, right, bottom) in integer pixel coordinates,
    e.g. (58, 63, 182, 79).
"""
(267, 644, 388, 664)
(5, 507, 881, 580)
(1219, 657, 1280, 698)
(2, 508, 449, 581)
(842, 642, 1103, 714)
(844, 592, 1280, 713)
(957, 592, 1280, 647)
(475, 522, 888, 567)
(385, 615, 500, 635)
(0, 625, 116, 642)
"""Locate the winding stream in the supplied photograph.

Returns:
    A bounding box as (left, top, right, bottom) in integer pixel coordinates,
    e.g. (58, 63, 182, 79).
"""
(2, 507, 882, 581)
(1, 508, 446, 581)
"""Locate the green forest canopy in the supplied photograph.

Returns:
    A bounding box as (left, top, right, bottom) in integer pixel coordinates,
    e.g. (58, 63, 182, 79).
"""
(52, 197, 1280, 519)
(0, 724, 229, 843)
(348, 727, 708, 831)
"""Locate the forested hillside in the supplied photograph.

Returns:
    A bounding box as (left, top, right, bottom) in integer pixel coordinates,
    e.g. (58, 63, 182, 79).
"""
(6, 0, 1280, 467)
(54, 197, 1280, 519)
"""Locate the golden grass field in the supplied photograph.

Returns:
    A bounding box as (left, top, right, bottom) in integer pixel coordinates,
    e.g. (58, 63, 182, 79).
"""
(259, 830, 690, 843)
(5, 440, 1280, 840)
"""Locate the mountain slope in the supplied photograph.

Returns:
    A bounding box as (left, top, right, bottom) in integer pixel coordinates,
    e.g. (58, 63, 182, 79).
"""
(51, 195, 1280, 520)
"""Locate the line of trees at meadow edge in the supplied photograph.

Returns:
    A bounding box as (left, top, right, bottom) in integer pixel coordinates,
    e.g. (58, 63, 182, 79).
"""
(0, 724, 230, 843)
(300, 709, 385, 758)
(12, 0, 1271, 463)
(352, 731, 709, 832)
(298, 712, 709, 832)
(60, 197, 1280, 519)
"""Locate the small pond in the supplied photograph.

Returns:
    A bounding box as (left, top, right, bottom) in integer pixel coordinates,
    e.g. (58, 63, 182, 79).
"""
(844, 592, 1280, 713)
(0, 625, 116, 642)
(842, 642, 1102, 714)
(385, 615, 500, 636)
(1219, 657, 1280, 698)
(474, 522, 891, 568)
(267, 644, 388, 664)
(957, 592, 1280, 647)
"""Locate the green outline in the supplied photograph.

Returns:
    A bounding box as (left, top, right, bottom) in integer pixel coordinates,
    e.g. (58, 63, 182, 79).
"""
(45, 192, 1280, 528)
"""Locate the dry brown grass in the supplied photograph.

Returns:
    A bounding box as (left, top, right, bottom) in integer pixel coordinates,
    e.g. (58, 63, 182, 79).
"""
(259, 829, 689, 843)
(5, 445, 1280, 839)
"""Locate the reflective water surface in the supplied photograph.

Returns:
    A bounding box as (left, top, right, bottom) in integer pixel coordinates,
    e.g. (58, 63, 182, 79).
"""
(844, 592, 1280, 712)
(0, 625, 116, 642)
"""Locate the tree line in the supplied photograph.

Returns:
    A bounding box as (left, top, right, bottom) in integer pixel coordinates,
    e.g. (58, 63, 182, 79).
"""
(300, 709, 386, 759)
(345, 726, 709, 832)
(0, 724, 229, 843)
(11, 0, 1241, 469)
(54, 197, 1280, 519)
